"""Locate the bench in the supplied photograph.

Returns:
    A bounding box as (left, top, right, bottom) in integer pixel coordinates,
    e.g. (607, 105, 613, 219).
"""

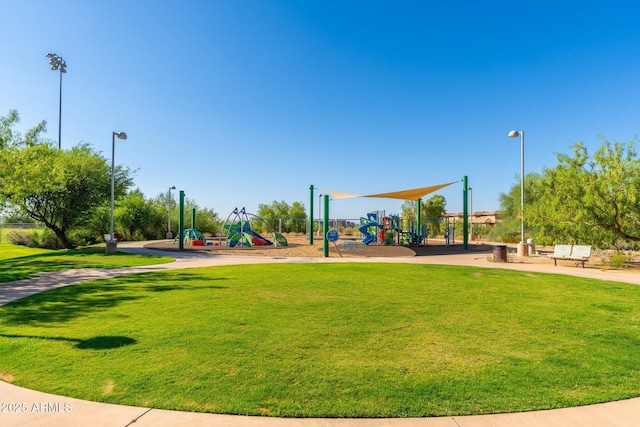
(341, 238, 360, 251)
(549, 244, 592, 267)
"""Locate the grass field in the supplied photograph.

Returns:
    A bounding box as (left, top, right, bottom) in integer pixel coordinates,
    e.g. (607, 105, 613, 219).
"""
(0, 243, 173, 283)
(1, 263, 639, 417)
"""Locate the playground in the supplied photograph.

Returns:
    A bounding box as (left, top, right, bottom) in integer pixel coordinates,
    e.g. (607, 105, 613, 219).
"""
(150, 234, 495, 257)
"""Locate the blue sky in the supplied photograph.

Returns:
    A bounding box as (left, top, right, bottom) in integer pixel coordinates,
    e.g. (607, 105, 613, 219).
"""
(2, 1, 640, 219)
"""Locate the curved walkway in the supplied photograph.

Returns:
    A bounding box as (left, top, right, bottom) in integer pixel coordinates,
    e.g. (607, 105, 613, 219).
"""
(1, 243, 640, 427)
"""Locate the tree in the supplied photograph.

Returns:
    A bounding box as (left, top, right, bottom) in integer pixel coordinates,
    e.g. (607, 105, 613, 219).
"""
(256, 200, 306, 233)
(289, 201, 307, 233)
(423, 194, 446, 236)
(526, 138, 640, 248)
(115, 189, 166, 240)
(401, 195, 447, 236)
(498, 173, 544, 243)
(0, 110, 133, 248)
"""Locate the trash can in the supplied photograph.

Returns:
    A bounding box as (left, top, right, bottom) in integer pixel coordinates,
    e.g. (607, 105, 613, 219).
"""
(527, 238, 535, 255)
(492, 245, 507, 262)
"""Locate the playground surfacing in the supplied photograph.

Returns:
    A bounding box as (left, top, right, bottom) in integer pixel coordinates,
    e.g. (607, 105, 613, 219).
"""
(145, 236, 495, 258)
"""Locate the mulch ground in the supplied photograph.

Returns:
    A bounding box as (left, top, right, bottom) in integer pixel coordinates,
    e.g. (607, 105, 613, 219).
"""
(144, 236, 494, 258)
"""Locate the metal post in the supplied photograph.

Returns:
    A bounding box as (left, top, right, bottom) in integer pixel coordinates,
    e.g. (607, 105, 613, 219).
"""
(167, 186, 175, 239)
(109, 132, 115, 244)
(179, 191, 185, 250)
(317, 194, 323, 236)
(520, 131, 525, 247)
(416, 198, 422, 246)
(192, 208, 196, 230)
(463, 176, 468, 250)
(309, 185, 314, 245)
(509, 130, 527, 256)
(469, 187, 473, 241)
(323, 194, 329, 257)
(107, 131, 126, 253)
(58, 70, 63, 149)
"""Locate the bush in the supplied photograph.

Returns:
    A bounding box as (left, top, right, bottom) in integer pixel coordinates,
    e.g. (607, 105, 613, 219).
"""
(608, 252, 633, 269)
(6, 229, 67, 249)
(35, 228, 63, 248)
(6, 230, 35, 247)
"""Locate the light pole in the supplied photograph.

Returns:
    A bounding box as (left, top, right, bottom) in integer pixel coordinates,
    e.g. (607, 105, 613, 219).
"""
(167, 186, 176, 239)
(468, 187, 473, 241)
(45, 53, 67, 149)
(317, 194, 322, 236)
(107, 131, 127, 253)
(508, 129, 527, 256)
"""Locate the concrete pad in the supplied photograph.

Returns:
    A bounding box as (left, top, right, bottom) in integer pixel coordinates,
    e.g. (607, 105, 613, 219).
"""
(0, 381, 147, 427)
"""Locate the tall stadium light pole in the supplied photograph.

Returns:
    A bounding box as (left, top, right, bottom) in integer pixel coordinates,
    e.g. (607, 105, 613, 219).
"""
(46, 53, 67, 149)
(107, 131, 127, 253)
(167, 186, 176, 239)
(508, 129, 527, 256)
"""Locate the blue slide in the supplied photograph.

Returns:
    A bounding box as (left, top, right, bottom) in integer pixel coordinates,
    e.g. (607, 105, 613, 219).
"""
(359, 219, 379, 245)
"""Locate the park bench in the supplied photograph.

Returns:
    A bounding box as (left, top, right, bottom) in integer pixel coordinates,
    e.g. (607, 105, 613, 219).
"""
(549, 244, 592, 267)
(341, 238, 360, 251)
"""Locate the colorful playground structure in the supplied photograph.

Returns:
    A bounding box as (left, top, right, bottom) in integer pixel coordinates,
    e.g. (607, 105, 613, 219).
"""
(219, 207, 288, 247)
(359, 211, 455, 246)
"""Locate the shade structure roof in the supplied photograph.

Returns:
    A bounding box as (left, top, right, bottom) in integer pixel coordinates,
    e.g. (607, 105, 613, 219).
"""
(323, 181, 457, 201)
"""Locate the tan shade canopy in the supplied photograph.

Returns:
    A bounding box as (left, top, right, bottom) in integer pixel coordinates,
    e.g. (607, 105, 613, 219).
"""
(323, 181, 457, 201)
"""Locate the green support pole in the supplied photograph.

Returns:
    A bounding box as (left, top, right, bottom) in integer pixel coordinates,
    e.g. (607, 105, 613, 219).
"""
(416, 198, 422, 246)
(179, 190, 185, 250)
(323, 194, 329, 257)
(463, 176, 468, 250)
(192, 208, 196, 230)
(309, 185, 314, 245)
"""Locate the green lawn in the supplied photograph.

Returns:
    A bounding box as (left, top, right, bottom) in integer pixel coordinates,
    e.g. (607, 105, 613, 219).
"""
(0, 243, 173, 283)
(1, 263, 639, 417)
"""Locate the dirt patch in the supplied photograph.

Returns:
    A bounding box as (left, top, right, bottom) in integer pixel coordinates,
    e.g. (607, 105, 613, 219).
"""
(0, 372, 14, 382)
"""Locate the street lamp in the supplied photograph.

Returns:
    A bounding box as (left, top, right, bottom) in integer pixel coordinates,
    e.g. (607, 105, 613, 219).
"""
(167, 186, 176, 239)
(45, 53, 67, 149)
(317, 194, 322, 236)
(508, 129, 527, 256)
(107, 131, 127, 253)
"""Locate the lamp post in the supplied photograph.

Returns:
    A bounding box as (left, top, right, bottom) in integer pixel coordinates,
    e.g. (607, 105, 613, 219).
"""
(45, 53, 67, 149)
(468, 187, 473, 241)
(107, 131, 127, 253)
(508, 129, 527, 256)
(166, 186, 176, 239)
(317, 194, 322, 236)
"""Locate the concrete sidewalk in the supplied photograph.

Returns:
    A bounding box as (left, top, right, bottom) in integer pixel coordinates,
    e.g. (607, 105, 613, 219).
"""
(1, 244, 639, 426)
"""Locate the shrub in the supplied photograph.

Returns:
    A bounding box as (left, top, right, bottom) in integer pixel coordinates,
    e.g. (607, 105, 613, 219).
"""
(6, 230, 35, 247)
(608, 252, 633, 270)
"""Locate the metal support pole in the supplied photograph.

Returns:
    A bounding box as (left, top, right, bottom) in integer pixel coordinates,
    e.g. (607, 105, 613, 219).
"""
(416, 198, 422, 246)
(309, 185, 314, 245)
(57, 70, 63, 149)
(323, 194, 329, 257)
(463, 175, 468, 250)
(179, 191, 185, 250)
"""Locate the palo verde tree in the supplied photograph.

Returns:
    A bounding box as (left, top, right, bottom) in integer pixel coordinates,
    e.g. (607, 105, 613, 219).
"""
(0, 110, 132, 248)
(525, 137, 640, 248)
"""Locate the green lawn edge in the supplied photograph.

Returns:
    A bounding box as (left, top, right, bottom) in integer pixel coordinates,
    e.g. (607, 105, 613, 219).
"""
(1, 263, 639, 417)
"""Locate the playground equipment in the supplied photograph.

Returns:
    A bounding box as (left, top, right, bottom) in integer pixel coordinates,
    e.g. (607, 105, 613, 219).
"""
(175, 228, 208, 246)
(359, 213, 382, 245)
(219, 207, 288, 247)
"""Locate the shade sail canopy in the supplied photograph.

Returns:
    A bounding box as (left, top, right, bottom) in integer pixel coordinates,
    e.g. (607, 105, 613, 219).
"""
(323, 181, 457, 201)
